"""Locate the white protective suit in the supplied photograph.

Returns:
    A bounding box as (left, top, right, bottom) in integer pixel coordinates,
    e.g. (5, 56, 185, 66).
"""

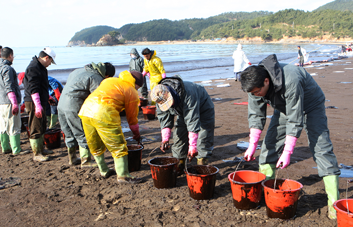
(232, 44, 250, 73)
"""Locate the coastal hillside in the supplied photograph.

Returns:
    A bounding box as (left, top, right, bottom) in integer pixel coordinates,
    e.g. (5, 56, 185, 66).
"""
(68, 25, 118, 46)
(315, 0, 353, 11)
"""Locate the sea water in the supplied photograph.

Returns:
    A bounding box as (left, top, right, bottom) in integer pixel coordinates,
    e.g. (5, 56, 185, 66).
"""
(10, 43, 342, 84)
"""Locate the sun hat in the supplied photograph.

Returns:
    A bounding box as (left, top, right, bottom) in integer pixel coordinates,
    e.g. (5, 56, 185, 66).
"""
(151, 84, 174, 111)
(43, 47, 56, 64)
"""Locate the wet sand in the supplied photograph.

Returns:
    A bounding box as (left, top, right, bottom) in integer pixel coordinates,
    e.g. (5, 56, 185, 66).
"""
(1, 59, 353, 226)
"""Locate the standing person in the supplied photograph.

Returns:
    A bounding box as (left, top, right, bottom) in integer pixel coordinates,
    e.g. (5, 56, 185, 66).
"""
(46, 76, 63, 129)
(151, 76, 215, 174)
(240, 54, 340, 219)
(297, 46, 306, 67)
(232, 44, 251, 81)
(129, 48, 147, 99)
(141, 48, 166, 104)
(341, 45, 347, 55)
(23, 47, 56, 162)
(0, 47, 27, 155)
(58, 62, 115, 167)
(78, 71, 144, 183)
(0, 45, 2, 58)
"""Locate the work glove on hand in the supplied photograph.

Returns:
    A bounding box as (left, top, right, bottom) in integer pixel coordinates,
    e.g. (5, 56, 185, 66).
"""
(187, 132, 198, 161)
(7, 92, 19, 115)
(244, 128, 262, 161)
(53, 88, 61, 101)
(162, 73, 166, 79)
(248, 62, 252, 65)
(31, 93, 43, 118)
(142, 71, 150, 78)
(129, 124, 141, 144)
(48, 95, 57, 106)
(276, 135, 297, 169)
(160, 128, 171, 152)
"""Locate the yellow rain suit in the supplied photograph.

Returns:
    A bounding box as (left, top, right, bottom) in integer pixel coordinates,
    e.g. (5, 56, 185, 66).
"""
(78, 70, 139, 158)
(143, 50, 166, 92)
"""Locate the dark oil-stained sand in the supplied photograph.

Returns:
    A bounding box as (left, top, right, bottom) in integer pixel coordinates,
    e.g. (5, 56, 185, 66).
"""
(1, 61, 353, 226)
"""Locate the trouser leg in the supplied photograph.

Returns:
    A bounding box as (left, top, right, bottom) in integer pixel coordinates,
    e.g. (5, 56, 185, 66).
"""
(140, 76, 148, 98)
(25, 102, 46, 139)
(172, 117, 188, 160)
(259, 110, 286, 178)
(196, 110, 215, 159)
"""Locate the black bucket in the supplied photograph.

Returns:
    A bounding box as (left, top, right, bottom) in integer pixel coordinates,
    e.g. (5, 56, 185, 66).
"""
(148, 157, 178, 189)
(127, 144, 144, 172)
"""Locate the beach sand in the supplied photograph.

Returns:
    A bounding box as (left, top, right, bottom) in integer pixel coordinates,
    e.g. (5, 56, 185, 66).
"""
(1, 60, 353, 226)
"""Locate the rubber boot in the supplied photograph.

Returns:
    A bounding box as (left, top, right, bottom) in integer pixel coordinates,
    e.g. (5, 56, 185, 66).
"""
(0, 133, 11, 154)
(323, 175, 339, 219)
(10, 134, 29, 155)
(49, 114, 58, 129)
(259, 164, 276, 180)
(40, 135, 53, 155)
(177, 158, 186, 176)
(114, 155, 142, 184)
(68, 147, 80, 165)
(30, 138, 49, 162)
(94, 153, 114, 178)
(197, 158, 209, 165)
(79, 146, 97, 168)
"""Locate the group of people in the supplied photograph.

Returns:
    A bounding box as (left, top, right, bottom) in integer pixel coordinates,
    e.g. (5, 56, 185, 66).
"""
(0, 45, 340, 219)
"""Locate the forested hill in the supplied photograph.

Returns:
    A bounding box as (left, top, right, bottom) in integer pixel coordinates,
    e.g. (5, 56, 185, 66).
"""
(315, 0, 353, 12)
(69, 25, 118, 45)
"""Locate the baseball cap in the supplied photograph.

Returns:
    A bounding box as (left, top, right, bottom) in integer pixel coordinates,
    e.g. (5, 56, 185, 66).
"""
(43, 47, 56, 64)
(151, 84, 174, 111)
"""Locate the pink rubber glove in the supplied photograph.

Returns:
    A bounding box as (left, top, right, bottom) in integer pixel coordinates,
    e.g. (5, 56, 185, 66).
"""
(248, 62, 252, 65)
(142, 71, 147, 76)
(244, 128, 262, 161)
(31, 93, 43, 118)
(129, 124, 141, 144)
(276, 135, 297, 169)
(162, 73, 166, 79)
(161, 128, 171, 152)
(187, 132, 198, 161)
(7, 92, 19, 115)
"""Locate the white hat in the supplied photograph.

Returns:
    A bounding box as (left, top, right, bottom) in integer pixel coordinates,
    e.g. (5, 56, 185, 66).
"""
(43, 47, 56, 64)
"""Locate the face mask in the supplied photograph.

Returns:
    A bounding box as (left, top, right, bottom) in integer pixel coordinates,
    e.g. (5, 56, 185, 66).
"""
(131, 54, 136, 59)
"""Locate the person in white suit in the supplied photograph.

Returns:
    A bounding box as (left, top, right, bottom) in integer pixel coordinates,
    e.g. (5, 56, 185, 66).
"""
(232, 44, 251, 81)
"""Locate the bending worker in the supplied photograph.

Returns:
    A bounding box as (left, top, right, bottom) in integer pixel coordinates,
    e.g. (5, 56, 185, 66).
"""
(58, 62, 115, 167)
(151, 76, 215, 174)
(46, 76, 63, 129)
(240, 54, 340, 219)
(141, 48, 166, 103)
(78, 70, 144, 184)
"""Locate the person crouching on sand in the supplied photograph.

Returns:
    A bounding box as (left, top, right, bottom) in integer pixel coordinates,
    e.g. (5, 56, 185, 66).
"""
(151, 76, 215, 175)
(79, 71, 144, 184)
(239, 54, 340, 219)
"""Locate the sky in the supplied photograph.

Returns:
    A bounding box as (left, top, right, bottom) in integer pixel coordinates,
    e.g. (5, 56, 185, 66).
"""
(1, 0, 334, 47)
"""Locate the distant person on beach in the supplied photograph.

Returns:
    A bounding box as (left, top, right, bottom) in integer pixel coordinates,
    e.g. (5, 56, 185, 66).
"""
(129, 48, 147, 99)
(23, 47, 56, 162)
(232, 44, 251, 81)
(240, 54, 340, 219)
(151, 76, 215, 175)
(0, 45, 2, 58)
(0, 47, 28, 155)
(58, 62, 115, 167)
(341, 45, 347, 55)
(141, 48, 166, 104)
(297, 46, 306, 67)
(78, 71, 143, 184)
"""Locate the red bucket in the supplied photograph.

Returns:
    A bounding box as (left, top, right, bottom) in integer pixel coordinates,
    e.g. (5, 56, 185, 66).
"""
(334, 199, 353, 227)
(127, 144, 144, 172)
(44, 129, 62, 149)
(228, 170, 266, 210)
(141, 106, 156, 120)
(148, 157, 178, 189)
(186, 165, 219, 200)
(262, 179, 303, 219)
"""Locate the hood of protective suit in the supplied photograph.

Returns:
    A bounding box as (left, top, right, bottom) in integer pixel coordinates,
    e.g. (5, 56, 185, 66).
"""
(90, 62, 106, 78)
(237, 44, 242, 50)
(258, 54, 283, 93)
(130, 48, 141, 58)
(119, 70, 136, 87)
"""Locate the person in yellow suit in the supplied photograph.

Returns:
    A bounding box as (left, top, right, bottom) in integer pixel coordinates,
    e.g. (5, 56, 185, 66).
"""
(142, 48, 166, 104)
(79, 70, 144, 184)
